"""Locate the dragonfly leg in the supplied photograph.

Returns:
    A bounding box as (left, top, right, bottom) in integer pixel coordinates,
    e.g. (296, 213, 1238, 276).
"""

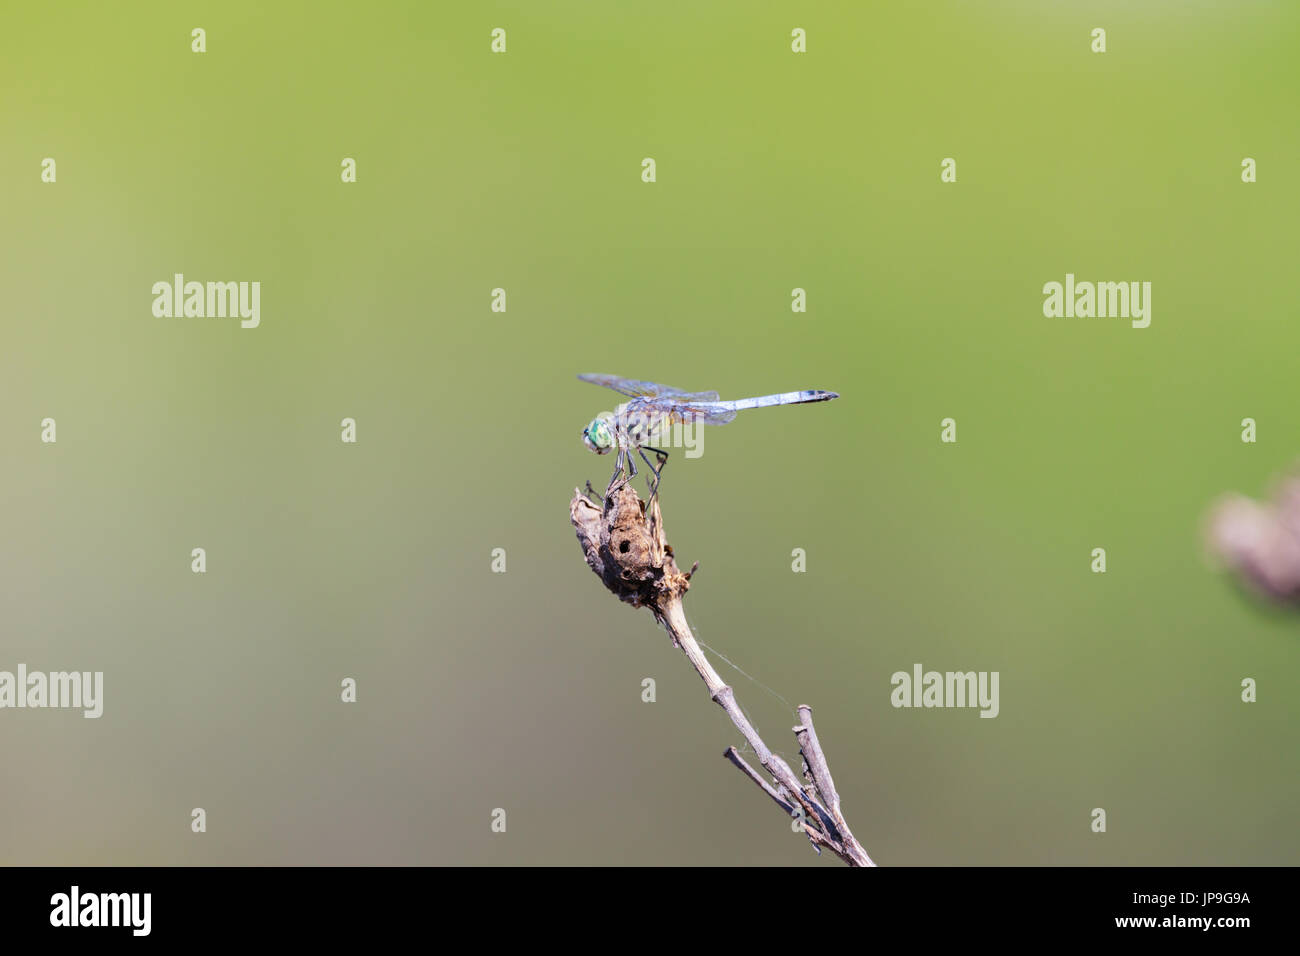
(639, 445, 670, 508)
(605, 447, 630, 496)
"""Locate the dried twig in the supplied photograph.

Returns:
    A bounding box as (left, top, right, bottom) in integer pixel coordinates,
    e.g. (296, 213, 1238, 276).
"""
(570, 483, 875, 866)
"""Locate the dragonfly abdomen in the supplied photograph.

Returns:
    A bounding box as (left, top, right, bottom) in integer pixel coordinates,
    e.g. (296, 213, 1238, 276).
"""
(721, 389, 839, 412)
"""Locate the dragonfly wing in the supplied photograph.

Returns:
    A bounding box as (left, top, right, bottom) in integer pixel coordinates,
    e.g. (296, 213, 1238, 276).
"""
(578, 373, 686, 398)
(578, 375, 720, 402)
(665, 389, 720, 402)
(664, 401, 737, 426)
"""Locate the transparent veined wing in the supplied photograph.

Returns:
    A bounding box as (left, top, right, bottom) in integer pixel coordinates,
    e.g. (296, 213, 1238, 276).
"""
(578, 374, 678, 398)
(577, 373, 718, 402)
(648, 388, 840, 426)
(651, 399, 737, 426)
(667, 389, 721, 402)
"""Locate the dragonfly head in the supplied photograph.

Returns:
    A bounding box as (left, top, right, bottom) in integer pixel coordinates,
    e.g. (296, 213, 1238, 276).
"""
(582, 416, 614, 455)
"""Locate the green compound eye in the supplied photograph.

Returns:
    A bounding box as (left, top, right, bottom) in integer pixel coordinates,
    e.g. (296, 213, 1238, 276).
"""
(582, 418, 613, 454)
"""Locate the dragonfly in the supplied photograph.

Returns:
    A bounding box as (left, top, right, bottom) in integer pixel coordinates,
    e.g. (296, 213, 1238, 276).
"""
(578, 373, 840, 503)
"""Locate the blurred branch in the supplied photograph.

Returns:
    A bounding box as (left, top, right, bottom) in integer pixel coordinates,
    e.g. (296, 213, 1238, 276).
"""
(1208, 471, 1300, 603)
(570, 484, 875, 866)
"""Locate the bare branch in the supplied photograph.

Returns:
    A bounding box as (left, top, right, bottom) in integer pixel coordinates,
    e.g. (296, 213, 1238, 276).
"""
(724, 747, 795, 815)
(795, 704, 872, 865)
(723, 747, 843, 857)
(571, 484, 876, 866)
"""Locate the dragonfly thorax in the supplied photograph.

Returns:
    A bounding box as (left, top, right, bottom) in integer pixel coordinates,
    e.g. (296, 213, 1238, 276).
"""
(582, 417, 614, 454)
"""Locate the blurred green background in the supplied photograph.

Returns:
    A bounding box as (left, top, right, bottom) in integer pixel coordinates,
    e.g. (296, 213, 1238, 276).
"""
(2, 1, 1297, 865)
